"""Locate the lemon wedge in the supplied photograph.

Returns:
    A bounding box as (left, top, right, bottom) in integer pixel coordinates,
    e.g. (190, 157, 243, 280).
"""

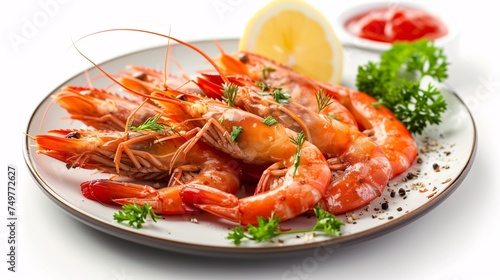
(239, 0, 343, 84)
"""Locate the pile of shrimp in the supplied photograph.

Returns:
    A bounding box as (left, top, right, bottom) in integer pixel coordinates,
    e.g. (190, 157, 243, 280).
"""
(32, 30, 417, 226)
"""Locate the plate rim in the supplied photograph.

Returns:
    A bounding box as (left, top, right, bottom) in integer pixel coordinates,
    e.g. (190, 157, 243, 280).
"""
(22, 38, 478, 258)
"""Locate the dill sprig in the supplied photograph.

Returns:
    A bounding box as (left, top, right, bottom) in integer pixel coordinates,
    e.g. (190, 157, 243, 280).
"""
(290, 132, 305, 176)
(130, 114, 168, 132)
(315, 88, 333, 113)
(222, 82, 239, 107)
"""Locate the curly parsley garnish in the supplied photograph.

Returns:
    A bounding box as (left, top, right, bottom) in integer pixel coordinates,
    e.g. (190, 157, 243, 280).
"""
(222, 82, 238, 107)
(290, 131, 305, 176)
(113, 203, 161, 229)
(227, 206, 344, 245)
(356, 39, 448, 134)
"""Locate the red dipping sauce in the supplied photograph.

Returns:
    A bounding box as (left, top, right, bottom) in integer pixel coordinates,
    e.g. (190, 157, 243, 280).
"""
(344, 6, 448, 43)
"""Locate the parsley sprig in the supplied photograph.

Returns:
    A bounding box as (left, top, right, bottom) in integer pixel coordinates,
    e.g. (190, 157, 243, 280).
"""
(262, 67, 276, 79)
(229, 126, 243, 142)
(113, 203, 161, 229)
(356, 39, 448, 134)
(227, 206, 344, 245)
(262, 116, 278, 126)
(271, 88, 291, 104)
(256, 81, 270, 91)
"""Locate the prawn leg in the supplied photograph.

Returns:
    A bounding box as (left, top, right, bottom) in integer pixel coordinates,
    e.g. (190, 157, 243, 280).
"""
(168, 105, 330, 225)
(194, 76, 393, 214)
(34, 127, 243, 215)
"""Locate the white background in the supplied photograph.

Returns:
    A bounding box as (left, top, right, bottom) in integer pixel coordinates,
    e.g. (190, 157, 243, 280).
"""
(1, 0, 499, 279)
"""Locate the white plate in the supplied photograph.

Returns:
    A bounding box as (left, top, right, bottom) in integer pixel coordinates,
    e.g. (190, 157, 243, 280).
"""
(23, 39, 477, 258)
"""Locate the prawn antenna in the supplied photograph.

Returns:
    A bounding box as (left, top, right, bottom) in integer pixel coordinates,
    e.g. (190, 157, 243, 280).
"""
(70, 28, 231, 105)
(70, 33, 154, 101)
(124, 97, 151, 135)
(163, 26, 172, 91)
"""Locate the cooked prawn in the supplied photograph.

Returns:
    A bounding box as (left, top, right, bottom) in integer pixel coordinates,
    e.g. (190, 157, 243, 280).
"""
(42, 29, 404, 221)
(100, 31, 391, 216)
(210, 48, 358, 128)
(210, 46, 417, 178)
(118, 64, 204, 96)
(192, 78, 393, 214)
(148, 90, 330, 225)
(318, 83, 418, 178)
(52, 86, 161, 131)
(33, 128, 242, 214)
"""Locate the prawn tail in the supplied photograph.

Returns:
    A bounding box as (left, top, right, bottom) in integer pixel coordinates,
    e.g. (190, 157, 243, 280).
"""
(319, 177, 383, 215)
(320, 156, 393, 214)
(81, 179, 157, 203)
(180, 184, 240, 223)
(82, 179, 199, 215)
